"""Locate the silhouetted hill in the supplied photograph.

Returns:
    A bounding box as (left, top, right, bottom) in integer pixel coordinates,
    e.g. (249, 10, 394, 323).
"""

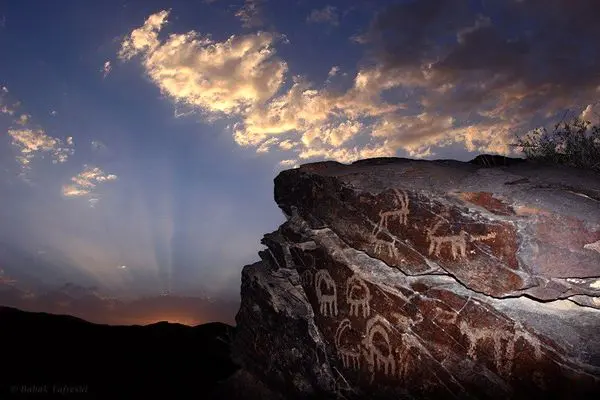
(0, 280, 239, 325)
(0, 306, 239, 399)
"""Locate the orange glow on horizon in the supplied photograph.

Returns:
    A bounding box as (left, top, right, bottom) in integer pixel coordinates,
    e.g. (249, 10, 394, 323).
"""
(121, 315, 203, 326)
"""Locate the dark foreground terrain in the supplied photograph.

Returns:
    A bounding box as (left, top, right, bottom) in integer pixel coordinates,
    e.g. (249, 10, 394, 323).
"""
(0, 306, 240, 399)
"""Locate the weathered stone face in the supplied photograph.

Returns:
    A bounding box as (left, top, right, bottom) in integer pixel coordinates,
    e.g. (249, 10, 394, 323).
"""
(234, 156, 600, 399)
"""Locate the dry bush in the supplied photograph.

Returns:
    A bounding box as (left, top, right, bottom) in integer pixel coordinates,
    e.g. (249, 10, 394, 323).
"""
(510, 116, 600, 173)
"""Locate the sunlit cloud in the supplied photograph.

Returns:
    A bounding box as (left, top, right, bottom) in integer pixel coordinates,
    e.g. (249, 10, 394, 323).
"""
(3, 88, 75, 176)
(120, 4, 600, 167)
(581, 103, 600, 127)
(8, 128, 75, 170)
(119, 10, 170, 60)
(327, 66, 340, 78)
(307, 5, 339, 27)
(118, 10, 405, 164)
(119, 10, 287, 116)
(278, 139, 297, 150)
(102, 60, 112, 78)
(0, 86, 16, 116)
(235, 0, 265, 28)
(279, 159, 297, 167)
(296, 140, 394, 164)
(16, 114, 30, 125)
(0, 105, 14, 115)
(62, 165, 117, 198)
(233, 68, 404, 158)
(255, 137, 279, 154)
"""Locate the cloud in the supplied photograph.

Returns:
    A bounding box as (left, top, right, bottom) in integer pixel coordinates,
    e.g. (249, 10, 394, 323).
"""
(235, 0, 265, 28)
(16, 114, 30, 125)
(0, 283, 238, 325)
(1, 105, 14, 116)
(118, 10, 410, 163)
(0, 86, 17, 116)
(296, 140, 395, 164)
(119, 10, 170, 60)
(0, 268, 17, 285)
(307, 5, 339, 27)
(279, 159, 297, 168)
(356, 0, 600, 145)
(91, 140, 107, 152)
(580, 103, 600, 127)
(118, 10, 288, 116)
(301, 120, 363, 147)
(232, 67, 405, 157)
(327, 66, 340, 78)
(8, 128, 74, 170)
(62, 166, 117, 198)
(121, 6, 600, 168)
(3, 87, 74, 171)
(102, 61, 112, 78)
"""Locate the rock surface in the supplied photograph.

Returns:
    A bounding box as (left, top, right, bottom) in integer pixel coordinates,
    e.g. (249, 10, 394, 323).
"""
(233, 155, 600, 399)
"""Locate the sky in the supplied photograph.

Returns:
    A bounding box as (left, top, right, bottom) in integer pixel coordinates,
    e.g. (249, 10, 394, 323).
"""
(1, 0, 600, 323)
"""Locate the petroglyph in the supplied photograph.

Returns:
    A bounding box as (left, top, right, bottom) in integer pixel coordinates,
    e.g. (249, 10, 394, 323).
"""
(395, 333, 422, 382)
(396, 346, 411, 382)
(430, 231, 468, 260)
(300, 269, 314, 287)
(369, 189, 411, 260)
(362, 315, 396, 383)
(346, 274, 372, 318)
(425, 219, 468, 260)
(315, 269, 338, 316)
(432, 307, 459, 325)
(392, 311, 424, 329)
(469, 232, 498, 242)
(335, 319, 361, 370)
(583, 239, 600, 254)
(305, 252, 316, 269)
(372, 235, 401, 259)
(459, 320, 543, 378)
(372, 189, 410, 236)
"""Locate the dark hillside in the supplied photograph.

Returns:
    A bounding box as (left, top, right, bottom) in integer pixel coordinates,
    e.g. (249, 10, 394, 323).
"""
(0, 306, 238, 398)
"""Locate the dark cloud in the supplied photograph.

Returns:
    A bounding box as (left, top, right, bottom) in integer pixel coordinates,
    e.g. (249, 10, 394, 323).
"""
(368, 0, 472, 67)
(365, 0, 600, 121)
(307, 6, 339, 27)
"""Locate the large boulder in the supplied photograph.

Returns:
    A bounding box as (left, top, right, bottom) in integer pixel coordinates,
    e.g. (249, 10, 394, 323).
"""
(233, 156, 600, 399)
